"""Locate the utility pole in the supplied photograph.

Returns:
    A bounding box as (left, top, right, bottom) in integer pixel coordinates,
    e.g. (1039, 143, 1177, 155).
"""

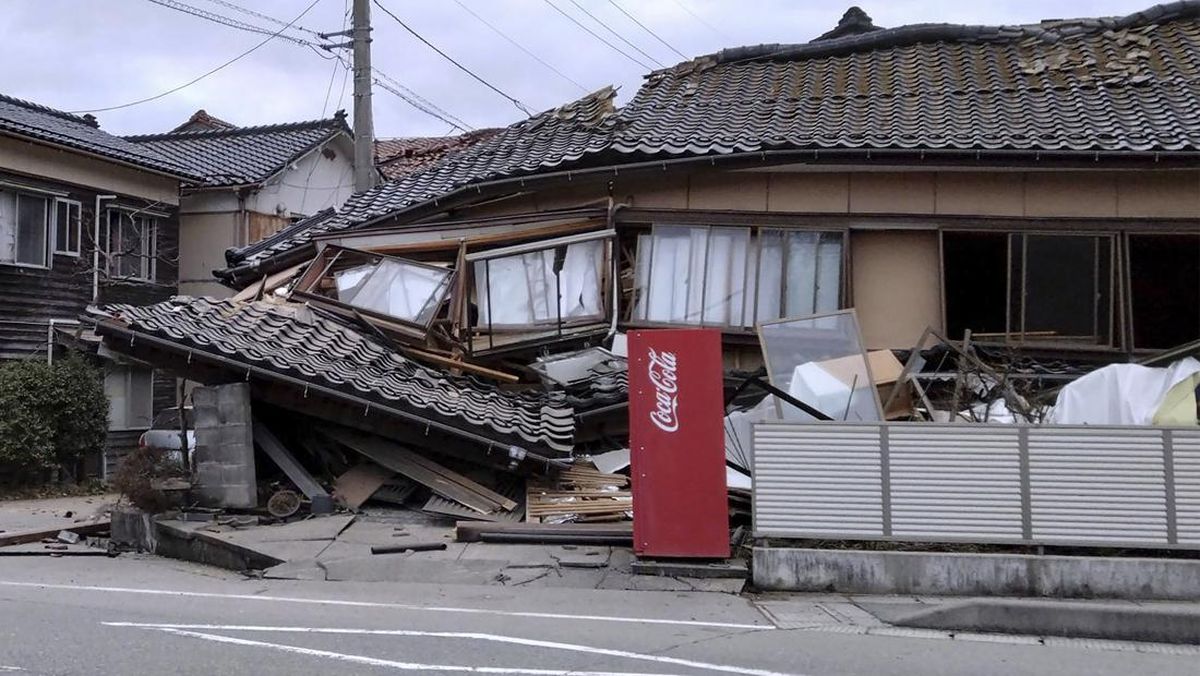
(350, 0, 376, 192)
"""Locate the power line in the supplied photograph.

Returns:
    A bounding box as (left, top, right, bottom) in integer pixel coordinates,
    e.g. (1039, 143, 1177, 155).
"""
(607, 0, 687, 60)
(451, 0, 588, 93)
(373, 70, 473, 132)
(73, 0, 323, 113)
(669, 0, 731, 41)
(372, 0, 534, 116)
(145, 0, 317, 47)
(566, 0, 663, 67)
(198, 0, 325, 37)
(542, 0, 651, 71)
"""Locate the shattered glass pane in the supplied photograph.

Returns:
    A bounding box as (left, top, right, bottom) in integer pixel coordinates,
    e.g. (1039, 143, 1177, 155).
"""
(759, 310, 882, 422)
(334, 257, 451, 325)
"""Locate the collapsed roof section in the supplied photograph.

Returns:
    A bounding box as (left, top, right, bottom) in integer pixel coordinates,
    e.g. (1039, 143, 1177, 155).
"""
(220, 2, 1200, 278)
(88, 297, 577, 458)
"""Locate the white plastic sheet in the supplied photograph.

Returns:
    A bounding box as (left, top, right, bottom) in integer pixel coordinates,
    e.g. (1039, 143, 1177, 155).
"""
(1048, 357, 1200, 426)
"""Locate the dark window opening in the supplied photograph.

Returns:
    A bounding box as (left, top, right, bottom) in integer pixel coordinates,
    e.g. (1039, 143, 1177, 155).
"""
(1130, 234, 1200, 350)
(943, 232, 1007, 340)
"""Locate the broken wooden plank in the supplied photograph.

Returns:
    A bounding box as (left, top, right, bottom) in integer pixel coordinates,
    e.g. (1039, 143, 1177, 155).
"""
(333, 462, 394, 510)
(370, 542, 447, 554)
(0, 521, 110, 548)
(253, 422, 333, 513)
(321, 427, 504, 515)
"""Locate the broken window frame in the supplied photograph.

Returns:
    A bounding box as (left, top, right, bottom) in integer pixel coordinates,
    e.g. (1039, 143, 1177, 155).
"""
(291, 244, 455, 338)
(939, 229, 1119, 349)
(625, 223, 848, 332)
(462, 229, 616, 354)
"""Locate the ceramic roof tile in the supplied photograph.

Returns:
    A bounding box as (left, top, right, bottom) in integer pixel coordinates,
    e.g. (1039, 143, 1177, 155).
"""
(375, 129, 501, 181)
(228, 2, 1200, 270)
(91, 297, 576, 454)
(0, 94, 197, 178)
(127, 116, 349, 187)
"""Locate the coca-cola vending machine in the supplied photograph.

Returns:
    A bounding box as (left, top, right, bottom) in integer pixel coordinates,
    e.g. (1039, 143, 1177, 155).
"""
(628, 329, 730, 558)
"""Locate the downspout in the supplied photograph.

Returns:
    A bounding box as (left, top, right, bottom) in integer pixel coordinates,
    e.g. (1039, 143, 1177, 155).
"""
(92, 194, 117, 303)
(237, 190, 249, 248)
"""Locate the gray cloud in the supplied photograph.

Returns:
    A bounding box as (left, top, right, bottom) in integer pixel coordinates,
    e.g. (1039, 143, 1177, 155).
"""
(0, 0, 1149, 137)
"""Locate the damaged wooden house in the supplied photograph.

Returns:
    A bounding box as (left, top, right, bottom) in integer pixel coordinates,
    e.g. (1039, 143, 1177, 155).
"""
(86, 2, 1200, 519)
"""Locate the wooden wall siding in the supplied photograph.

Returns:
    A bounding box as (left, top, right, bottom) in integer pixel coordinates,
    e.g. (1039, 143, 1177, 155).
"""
(103, 429, 143, 481)
(0, 171, 180, 360)
(247, 211, 291, 246)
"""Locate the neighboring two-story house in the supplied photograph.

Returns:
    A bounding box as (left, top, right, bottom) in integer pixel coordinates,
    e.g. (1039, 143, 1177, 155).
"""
(0, 94, 198, 472)
(127, 112, 355, 297)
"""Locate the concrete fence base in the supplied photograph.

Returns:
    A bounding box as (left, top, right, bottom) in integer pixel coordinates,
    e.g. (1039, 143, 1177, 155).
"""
(754, 546, 1200, 600)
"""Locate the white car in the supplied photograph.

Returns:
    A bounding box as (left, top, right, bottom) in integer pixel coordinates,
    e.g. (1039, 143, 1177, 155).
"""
(138, 408, 195, 467)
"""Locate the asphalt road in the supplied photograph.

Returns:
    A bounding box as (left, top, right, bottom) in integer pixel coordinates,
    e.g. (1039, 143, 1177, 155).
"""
(0, 555, 1196, 675)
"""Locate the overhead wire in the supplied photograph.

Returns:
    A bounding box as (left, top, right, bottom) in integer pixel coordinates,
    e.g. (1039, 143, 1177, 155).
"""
(565, 0, 663, 67)
(606, 0, 687, 60)
(72, 0, 323, 113)
(451, 0, 589, 93)
(542, 0, 651, 70)
(669, 0, 732, 41)
(145, 0, 317, 46)
(198, 0, 326, 37)
(372, 0, 535, 116)
(145, 0, 475, 132)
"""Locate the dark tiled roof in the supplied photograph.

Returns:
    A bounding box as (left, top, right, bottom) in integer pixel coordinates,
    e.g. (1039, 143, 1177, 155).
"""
(126, 115, 350, 187)
(232, 87, 618, 266)
(228, 2, 1200, 269)
(375, 129, 501, 181)
(91, 297, 576, 454)
(170, 109, 238, 133)
(0, 94, 197, 178)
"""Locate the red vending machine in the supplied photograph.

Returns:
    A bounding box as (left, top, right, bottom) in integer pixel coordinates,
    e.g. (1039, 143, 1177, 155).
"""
(628, 329, 730, 558)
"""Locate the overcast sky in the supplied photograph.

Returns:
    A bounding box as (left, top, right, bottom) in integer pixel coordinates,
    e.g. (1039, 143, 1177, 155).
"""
(0, 0, 1151, 138)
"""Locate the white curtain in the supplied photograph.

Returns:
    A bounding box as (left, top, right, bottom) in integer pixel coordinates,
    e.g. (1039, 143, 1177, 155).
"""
(635, 226, 843, 327)
(474, 240, 604, 327)
(335, 258, 450, 324)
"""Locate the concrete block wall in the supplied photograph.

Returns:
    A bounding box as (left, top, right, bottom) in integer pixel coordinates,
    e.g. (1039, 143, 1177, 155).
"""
(192, 383, 257, 508)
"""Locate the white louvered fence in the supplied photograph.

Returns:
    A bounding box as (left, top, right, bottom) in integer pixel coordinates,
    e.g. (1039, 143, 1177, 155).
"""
(752, 422, 1200, 549)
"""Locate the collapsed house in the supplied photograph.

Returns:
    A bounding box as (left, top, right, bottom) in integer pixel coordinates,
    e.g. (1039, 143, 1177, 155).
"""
(83, 3, 1200, 537)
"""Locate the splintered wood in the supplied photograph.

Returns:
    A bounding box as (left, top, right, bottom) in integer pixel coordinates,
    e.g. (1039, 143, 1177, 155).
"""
(526, 465, 632, 523)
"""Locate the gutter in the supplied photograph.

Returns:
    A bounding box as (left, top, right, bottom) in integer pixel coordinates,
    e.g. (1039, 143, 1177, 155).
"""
(90, 318, 571, 471)
(222, 144, 1200, 281)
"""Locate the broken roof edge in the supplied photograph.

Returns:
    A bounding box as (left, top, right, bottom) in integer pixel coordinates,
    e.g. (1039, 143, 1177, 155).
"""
(706, 0, 1200, 64)
(85, 303, 575, 463)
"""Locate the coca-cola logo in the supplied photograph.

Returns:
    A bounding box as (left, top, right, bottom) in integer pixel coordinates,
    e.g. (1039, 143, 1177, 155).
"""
(647, 348, 679, 433)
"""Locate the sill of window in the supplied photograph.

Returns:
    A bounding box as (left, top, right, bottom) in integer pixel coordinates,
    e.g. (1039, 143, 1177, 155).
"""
(0, 261, 51, 270)
(53, 251, 82, 258)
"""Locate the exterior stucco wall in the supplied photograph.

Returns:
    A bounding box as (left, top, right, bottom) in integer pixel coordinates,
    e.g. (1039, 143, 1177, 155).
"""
(177, 206, 238, 298)
(0, 134, 180, 204)
(851, 230, 943, 350)
(246, 135, 355, 219)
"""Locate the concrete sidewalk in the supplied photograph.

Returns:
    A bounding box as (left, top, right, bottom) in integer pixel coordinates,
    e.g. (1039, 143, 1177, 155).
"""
(159, 508, 746, 593)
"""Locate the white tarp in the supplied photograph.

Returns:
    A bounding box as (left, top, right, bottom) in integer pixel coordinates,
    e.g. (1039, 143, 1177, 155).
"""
(1048, 357, 1200, 426)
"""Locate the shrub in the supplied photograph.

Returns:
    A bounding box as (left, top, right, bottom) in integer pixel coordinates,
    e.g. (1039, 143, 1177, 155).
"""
(0, 354, 108, 482)
(110, 444, 185, 512)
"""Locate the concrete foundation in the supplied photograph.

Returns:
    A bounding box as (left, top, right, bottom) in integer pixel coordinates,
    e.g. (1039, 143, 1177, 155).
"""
(753, 546, 1200, 600)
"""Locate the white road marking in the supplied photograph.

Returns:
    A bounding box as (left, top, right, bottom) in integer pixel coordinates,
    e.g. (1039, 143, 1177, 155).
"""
(0, 580, 770, 631)
(152, 628, 682, 676)
(107, 622, 799, 676)
(0, 667, 25, 672)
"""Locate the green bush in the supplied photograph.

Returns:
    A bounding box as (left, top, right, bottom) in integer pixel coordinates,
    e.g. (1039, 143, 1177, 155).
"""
(0, 354, 108, 482)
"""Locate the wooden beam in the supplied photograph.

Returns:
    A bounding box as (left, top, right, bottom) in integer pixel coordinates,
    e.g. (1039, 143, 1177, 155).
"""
(0, 521, 110, 548)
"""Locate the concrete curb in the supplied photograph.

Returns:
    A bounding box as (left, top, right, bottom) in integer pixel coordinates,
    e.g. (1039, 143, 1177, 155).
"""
(754, 546, 1200, 600)
(889, 599, 1200, 645)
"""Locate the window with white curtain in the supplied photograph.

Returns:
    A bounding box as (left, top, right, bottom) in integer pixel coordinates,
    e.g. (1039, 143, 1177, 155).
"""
(474, 239, 605, 328)
(632, 225, 843, 328)
(0, 190, 51, 267)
